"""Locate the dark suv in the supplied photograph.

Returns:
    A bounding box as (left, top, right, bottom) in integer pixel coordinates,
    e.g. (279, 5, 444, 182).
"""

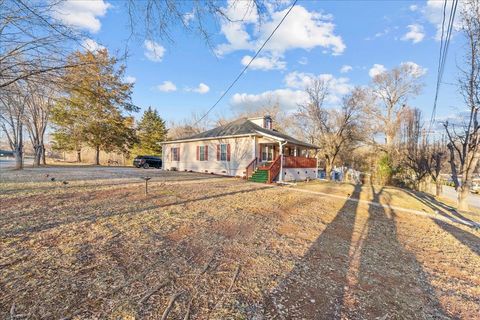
(133, 155, 162, 169)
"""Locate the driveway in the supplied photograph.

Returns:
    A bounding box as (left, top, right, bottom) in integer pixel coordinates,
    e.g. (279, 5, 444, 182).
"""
(441, 185, 480, 209)
(0, 158, 33, 170)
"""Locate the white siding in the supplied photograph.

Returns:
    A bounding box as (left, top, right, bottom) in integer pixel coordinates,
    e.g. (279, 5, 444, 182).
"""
(282, 168, 317, 181)
(163, 136, 254, 177)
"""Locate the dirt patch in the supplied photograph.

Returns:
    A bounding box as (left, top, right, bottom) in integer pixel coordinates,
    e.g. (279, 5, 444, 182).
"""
(1, 168, 479, 319)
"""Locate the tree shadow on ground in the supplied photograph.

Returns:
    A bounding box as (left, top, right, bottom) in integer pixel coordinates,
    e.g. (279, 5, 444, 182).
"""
(0, 185, 271, 238)
(355, 186, 449, 319)
(264, 184, 450, 319)
(403, 189, 478, 223)
(263, 184, 362, 318)
(403, 189, 479, 256)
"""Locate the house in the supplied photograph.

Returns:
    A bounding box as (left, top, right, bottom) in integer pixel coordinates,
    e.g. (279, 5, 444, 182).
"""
(161, 115, 319, 183)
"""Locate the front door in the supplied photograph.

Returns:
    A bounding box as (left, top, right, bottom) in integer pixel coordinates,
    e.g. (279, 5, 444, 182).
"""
(261, 144, 275, 162)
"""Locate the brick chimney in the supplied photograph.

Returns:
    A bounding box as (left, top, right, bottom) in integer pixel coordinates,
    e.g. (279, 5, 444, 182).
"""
(248, 115, 273, 130)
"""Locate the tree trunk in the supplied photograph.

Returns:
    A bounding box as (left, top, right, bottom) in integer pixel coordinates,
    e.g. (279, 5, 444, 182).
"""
(385, 132, 395, 150)
(325, 162, 332, 180)
(95, 146, 100, 165)
(76, 150, 82, 162)
(41, 143, 46, 165)
(457, 186, 470, 211)
(33, 145, 42, 167)
(14, 148, 23, 170)
(435, 182, 442, 197)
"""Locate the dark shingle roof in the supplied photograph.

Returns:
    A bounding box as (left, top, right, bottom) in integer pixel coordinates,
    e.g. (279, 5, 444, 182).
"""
(179, 118, 318, 149)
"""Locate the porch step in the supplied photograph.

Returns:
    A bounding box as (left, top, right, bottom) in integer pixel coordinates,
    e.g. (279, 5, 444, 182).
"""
(249, 169, 269, 183)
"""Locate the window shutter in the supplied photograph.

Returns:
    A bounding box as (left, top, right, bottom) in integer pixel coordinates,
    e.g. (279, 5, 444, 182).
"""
(170, 147, 172, 161)
(178, 147, 180, 160)
(227, 144, 231, 161)
(217, 145, 220, 161)
(196, 146, 199, 161)
(205, 146, 208, 160)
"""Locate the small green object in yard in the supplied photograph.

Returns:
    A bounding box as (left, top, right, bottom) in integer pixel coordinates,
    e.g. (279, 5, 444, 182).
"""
(142, 176, 151, 195)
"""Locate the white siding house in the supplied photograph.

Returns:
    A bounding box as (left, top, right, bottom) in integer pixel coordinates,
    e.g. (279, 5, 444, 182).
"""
(162, 116, 319, 182)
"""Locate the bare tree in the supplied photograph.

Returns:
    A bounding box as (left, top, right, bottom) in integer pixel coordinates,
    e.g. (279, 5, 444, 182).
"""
(167, 112, 210, 140)
(426, 138, 447, 197)
(296, 79, 363, 179)
(23, 80, 56, 166)
(401, 108, 429, 190)
(444, 0, 480, 210)
(0, 0, 86, 89)
(0, 82, 26, 169)
(367, 64, 425, 150)
(227, 98, 296, 134)
(125, 0, 266, 47)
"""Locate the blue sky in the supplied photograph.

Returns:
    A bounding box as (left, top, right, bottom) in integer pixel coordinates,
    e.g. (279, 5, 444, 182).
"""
(56, 0, 465, 130)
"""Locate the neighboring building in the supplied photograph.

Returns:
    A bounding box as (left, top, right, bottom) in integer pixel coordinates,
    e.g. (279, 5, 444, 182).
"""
(161, 116, 319, 182)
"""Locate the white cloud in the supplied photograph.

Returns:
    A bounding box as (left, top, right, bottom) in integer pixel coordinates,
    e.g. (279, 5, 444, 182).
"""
(368, 62, 427, 79)
(82, 39, 105, 52)
(284, 71, 352, 103)
(124, 76, 136, 84)
(52, 0, 110, 33)
(340, 65, 353, 73)
(231, 89, 308, 111)
(183, 11, 195, 25)
(216, 3, 345, 59)
(186, 83, 210, 94)
(401, 61, 427, 77)
(401, 24, 425, 44)
(424, 0, 464, 41)
(144, 40, 166, 62)
(157, 81, 177, 92)
(369, 64, 387, 78)
(298, 57, 308, 65)
(365, 28, 390, 41)
(230, 71, 353, 111)
(241, 55, 286, 70)
(409, 4, 418, 12)
(195, 83, 210, 94)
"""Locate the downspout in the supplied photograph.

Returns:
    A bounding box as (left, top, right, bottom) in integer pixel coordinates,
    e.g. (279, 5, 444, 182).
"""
(279, 140, 287, 182)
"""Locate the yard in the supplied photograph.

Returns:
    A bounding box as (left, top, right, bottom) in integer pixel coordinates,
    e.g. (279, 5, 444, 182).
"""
(1, 167, 479, 319)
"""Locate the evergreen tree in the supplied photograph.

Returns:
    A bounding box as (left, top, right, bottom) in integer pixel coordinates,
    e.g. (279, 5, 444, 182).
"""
(51, 49, 138, 164)
(133, 107, 168, 156)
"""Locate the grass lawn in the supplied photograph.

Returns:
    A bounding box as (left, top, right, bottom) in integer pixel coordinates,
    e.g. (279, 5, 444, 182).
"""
(1, 167, 479, 319)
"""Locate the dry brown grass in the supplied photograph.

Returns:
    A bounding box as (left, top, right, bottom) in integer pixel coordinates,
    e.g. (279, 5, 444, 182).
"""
(1, 167, 479, 319)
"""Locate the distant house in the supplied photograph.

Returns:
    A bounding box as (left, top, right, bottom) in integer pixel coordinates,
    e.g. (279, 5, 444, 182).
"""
(161, 116, 319, 182)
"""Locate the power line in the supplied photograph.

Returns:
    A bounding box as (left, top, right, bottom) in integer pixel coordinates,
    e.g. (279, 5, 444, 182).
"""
(194, 0, 298, 126)
(429, 0, 458, 130)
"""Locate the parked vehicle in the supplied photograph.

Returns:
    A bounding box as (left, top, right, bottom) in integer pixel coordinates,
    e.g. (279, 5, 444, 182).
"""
(133, 155, 162, 169)
(471, 180, 480, 194)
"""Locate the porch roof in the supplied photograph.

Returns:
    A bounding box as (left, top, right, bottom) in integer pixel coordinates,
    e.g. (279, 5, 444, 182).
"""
(164, 118, 319, 149)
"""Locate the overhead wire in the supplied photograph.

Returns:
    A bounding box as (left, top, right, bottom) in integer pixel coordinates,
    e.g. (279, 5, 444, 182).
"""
(429, 0, 459, 134)
(193, 0, 299, 126)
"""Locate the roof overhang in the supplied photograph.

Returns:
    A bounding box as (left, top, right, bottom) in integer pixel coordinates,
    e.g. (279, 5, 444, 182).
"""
(161, 130, 319, 149)
(161, 133, 257, 144)
(255, 130, 319, 149)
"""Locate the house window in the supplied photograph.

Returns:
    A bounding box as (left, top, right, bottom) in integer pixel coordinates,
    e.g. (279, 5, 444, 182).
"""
(171, 147, 179, 161)
(220, 144, 227, 161)
(261, 145, 274, 161)
(217, 143, 230, 161)
(198, 145, 208, 161)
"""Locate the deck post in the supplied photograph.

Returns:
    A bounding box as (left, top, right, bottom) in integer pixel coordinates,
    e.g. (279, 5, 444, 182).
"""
(279, 141, 287, 182)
